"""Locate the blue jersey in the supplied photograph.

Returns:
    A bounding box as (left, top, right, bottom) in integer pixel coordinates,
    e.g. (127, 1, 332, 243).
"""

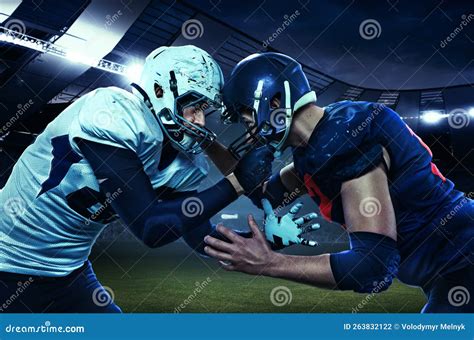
(293, 101, 472, 287)
(0, 87, 208, 277)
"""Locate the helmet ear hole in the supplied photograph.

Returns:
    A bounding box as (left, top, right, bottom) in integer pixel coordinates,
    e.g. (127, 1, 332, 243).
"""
(270, 92, 281, 109)
(154, 83, 163, 98)
(159, 108, 172, 121)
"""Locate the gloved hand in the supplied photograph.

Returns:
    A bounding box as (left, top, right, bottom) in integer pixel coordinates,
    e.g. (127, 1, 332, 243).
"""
(262, 199, 321, 249)
(233, 145, 274, 194)
(246, 171, 291, 210)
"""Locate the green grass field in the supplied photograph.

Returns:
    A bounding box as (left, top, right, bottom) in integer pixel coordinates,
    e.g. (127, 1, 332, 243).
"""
(90, 241, 426, 313)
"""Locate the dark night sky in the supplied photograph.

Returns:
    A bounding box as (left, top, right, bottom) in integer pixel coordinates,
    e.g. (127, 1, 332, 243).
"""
(189, 0, 474, 90)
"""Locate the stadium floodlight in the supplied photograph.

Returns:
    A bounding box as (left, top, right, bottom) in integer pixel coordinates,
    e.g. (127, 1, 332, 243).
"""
(421, 110, 447, 124)
(124, 63, 144, 83)
(469, 108, 474, 118)
(0, 26, 140, 79)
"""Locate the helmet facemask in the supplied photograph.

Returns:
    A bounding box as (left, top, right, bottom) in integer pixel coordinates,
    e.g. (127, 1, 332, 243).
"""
(227, 107, 273, 159)
(132, 46, 224, 154)
(226, 80, 294, 159)
(157, 72, 223, 154)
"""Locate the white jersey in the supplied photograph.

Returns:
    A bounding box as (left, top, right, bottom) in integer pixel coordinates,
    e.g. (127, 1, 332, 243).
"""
(0, 87, 208, 277)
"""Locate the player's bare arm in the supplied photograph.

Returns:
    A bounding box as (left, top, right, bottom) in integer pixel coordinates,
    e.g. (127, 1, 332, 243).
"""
(278, 163, 307, 195)
(204, 162, 397, 290)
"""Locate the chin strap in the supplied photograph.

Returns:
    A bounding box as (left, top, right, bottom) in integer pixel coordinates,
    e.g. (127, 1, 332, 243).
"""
(130, 82, 172, 129)
(272, 81, 293, 156)
(131, 82, 178, 144)
(169, 71, 179, 98)
(130, 82, 211, 155)
(272, 89, 317, 157)
(130, 82, 155, 114)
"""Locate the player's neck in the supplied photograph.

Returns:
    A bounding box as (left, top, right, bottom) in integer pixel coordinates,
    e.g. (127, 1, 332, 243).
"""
(287, 104, 325, 148)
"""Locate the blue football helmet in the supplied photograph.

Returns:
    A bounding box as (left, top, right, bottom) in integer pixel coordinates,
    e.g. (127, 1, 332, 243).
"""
(222, 52, 317, 158)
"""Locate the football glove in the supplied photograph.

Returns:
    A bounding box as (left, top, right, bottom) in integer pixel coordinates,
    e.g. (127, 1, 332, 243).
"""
(262, 199, 321, 249)
(233, 145, 274, 194)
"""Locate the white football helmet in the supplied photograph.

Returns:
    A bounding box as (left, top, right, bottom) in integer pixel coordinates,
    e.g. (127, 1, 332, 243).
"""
(131, 45, 224, 154)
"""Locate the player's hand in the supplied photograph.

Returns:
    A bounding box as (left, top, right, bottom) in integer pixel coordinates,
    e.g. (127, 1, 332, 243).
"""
(262, 199, 320, 249)
(203, 216, 277, 275)
(233, 145, 274, 194)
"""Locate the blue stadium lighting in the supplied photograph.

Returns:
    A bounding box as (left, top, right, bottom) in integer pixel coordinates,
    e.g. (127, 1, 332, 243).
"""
(421, 110, 447, 124)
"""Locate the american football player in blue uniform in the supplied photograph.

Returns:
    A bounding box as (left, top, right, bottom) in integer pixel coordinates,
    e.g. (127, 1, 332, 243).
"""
(203, 52, 474, 313)
(0, 46, 271, 313)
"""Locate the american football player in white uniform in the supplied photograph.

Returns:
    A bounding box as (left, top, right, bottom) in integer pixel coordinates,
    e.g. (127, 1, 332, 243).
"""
(0, 45, 272, 312)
